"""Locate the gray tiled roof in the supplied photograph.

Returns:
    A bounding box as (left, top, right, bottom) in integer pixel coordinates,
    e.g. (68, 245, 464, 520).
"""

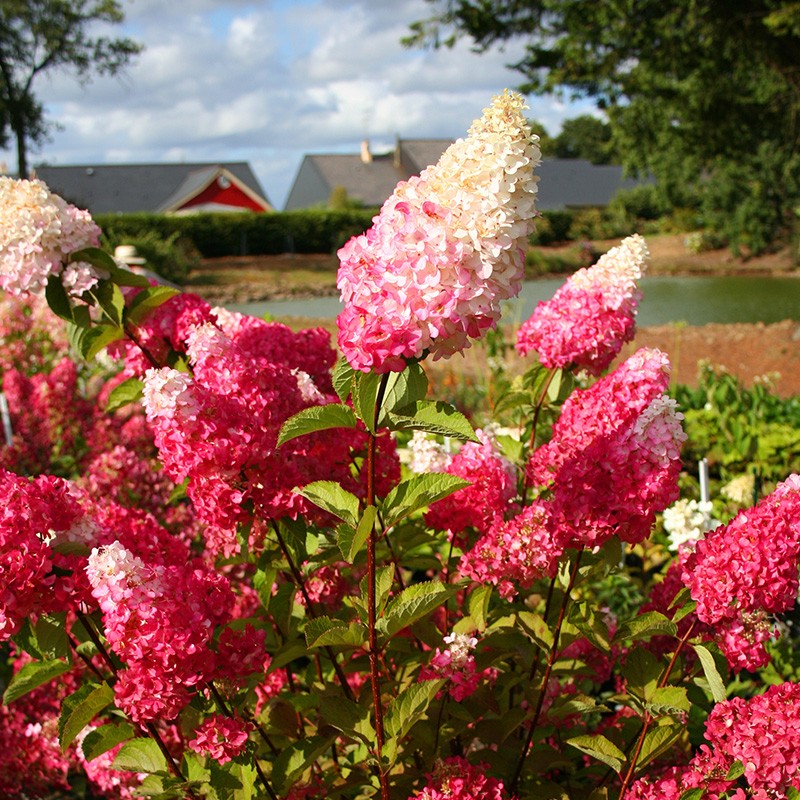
(285, 139, 649, 211)
(33, 162, 271, 214)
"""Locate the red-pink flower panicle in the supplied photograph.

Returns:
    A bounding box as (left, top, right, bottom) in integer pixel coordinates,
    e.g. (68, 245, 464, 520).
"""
(528, 348, 684, 547)
(682, 474, 800, 670)
(516, 234, 649, 375)
(337, 90, 540, 373)
(412, 755, 512, 799)
(458, 500, 564, 598)
(189, 714, 253, 764)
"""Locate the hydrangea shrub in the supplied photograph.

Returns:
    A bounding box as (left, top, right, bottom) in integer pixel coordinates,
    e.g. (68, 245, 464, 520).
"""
(1, 91, 800, 800)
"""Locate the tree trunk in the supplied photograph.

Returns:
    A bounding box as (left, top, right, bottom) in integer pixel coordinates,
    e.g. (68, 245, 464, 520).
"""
(14, 120, 27, 178)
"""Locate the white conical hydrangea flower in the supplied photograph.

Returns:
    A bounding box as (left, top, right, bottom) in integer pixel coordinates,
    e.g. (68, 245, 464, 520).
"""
(0, 177, 102, 296)
(337, 90, 541, 373)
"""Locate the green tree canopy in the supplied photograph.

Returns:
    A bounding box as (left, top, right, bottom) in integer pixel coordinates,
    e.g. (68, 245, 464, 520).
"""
(0, 0, 141, 178)
(553, 115, 615, 164)
(406, 1, 800, 253)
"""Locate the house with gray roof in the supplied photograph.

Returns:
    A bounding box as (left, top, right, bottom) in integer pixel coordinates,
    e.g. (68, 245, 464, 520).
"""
(284, 139, 648, 211)
(33, 162, 273, 215)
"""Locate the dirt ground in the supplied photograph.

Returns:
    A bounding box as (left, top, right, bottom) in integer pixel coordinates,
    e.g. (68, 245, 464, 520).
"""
(620, 320, 800, 398)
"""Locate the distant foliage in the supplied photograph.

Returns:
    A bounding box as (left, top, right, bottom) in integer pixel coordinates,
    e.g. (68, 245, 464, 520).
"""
(95, 209, 379, 259)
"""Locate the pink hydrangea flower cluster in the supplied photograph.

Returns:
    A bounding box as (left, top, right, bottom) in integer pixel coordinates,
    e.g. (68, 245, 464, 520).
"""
(109, 291, 214, 377)
(0, 291, 68, 376)
(682, 474, 800, 670)
(141, 316, 398, 556)
(86, 539, 237, 722)
(458, 500, 564, 599)
(188, 713, 254, 764)
(626, 681, 800, 800)
(528, 348, 685, 547)
(337, 90, 540, 373)
(0, 654, 73, 797)
(412, 756, 512, 799)
(0, 177, 102, 297)
(1, 356, 92, 474)
(419, 632, 495, 701)
(516, 234, 649, 375)
(425, 430, 517, 543)
(0, 469, 97, 639)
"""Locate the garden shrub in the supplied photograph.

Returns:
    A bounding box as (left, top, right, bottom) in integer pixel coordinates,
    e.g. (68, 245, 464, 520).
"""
(3, 94, 800, 800)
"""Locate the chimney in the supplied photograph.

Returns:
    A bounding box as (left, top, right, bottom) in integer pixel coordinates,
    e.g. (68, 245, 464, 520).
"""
(360, 139, 372, 164)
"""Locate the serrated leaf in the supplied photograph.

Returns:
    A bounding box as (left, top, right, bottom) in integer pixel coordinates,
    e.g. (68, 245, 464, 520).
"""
(352, 371, 385, 433)
(549, 692, 601, 720)
(725, 761, 745, 781)
(67, 321, 125, 360)
(271, 735, 336, 793)
(331, 358, 357, 403)
(566, 734, 626, 773)
(381, 473, 471, 528)
(353, 566, 395, 623)
(646, 686, 690, 715)
(518, 610, 554, 650)
(621, 648, 661, 703)
(318, 696, 374, 744)
(637, 722, 683, 769)
(90, 280, 126, 326)
(672, 600, 697, 624)
(493, 389, 534, 416)
(112, 738, 169, 773)
(106, 377, 145, 412)
(614, 611, 677, 643)
(384, 679, 445, 740)
(678, 789, 706, 800)
(35, 613, 69, 660)
(277, 404, 358, 447)
(379, 581, 458, 640)
(298, 481, 360, 527)
(304, 617, 367, 649)
(3, 658, 72, 705)
(693, 644, 727, 702)
(380, 362, 428, 417)
(388, 400, 479, 442)
(338, 505, 376, 561)
(59, 682, 115, 751)
(45, 274, 75, 321)
(80, 721, 136, 761)
(125, 285, 180, 326)
(468, 585, 492, 632)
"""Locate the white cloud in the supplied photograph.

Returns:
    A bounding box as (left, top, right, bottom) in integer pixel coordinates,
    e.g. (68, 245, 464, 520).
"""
(1, 0, 595, 208)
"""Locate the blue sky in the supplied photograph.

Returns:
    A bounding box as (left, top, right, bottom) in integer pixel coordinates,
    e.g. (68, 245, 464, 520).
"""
(2, 0, 598, 209)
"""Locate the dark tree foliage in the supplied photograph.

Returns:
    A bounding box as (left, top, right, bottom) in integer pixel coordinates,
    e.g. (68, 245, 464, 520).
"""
(406, 1, 800, 253)
(553, 115, 615, 164)
(0, 0, 141, 177)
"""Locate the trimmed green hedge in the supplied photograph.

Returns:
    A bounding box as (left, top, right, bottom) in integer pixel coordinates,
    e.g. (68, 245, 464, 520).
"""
(94, 209, 379, 259)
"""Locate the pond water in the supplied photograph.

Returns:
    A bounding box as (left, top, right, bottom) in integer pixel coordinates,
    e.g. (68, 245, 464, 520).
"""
(231, 275, 800, 326)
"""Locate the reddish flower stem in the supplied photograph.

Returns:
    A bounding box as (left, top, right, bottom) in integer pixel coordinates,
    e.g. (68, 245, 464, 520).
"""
(510, 549, 583, 794)
(366, 372, 391, 800)
(270, 521, 355, 703)
(616, 618, 698, 798)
